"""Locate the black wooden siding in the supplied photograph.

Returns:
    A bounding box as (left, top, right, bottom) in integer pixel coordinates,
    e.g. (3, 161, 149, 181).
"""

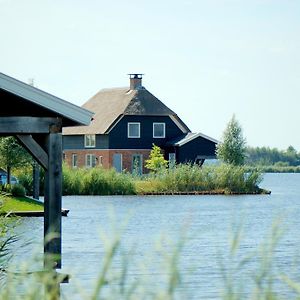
(176, 136, 217, 163)
(109, 115, 184, 149)
(63, 134, 109, 150)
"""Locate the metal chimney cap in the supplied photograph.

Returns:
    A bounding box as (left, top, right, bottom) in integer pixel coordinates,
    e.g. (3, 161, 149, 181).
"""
(128, 73, 144, 79)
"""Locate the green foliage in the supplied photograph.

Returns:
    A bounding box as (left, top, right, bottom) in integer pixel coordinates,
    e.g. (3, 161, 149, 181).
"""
(246, 145, 300, 167)
(2, 218, 300, 299)
(214, 164, 262, 193)
(0, 222, 186, 300)
(216, 115, 247, 166)
(139, 164, 263, 194)
(155, 164, 215, 192)
(0, 216, 18, 272)
(63, 165, 135, 195)
(1, 183, 26, 197)
(16, 162, 264, 195)
(10, 184, 26, 197)
(0, 193, 43, 212)
(0, 137, 32, 175)
(16, 171, 33, 195)
(145, 144, 168, 173)
(62, 165, 85, 195)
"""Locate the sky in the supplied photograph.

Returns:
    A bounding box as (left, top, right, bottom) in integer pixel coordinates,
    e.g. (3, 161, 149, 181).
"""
(0, 0, 299, 150)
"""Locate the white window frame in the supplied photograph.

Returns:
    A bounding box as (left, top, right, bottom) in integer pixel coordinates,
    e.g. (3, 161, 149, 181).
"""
(72, 153, 78, 168)
(153, 122, 166, 138)
(128, 122, 140, 138)
(84, 134, 96, 148)
(85, 154, 96, 168)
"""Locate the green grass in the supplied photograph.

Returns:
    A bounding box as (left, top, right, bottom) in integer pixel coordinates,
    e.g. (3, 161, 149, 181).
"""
(0, 193, 43, 212)
(16, 163, 266, 196)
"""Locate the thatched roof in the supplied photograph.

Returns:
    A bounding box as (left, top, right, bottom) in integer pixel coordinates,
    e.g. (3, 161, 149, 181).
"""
(63, 86, 190, 135)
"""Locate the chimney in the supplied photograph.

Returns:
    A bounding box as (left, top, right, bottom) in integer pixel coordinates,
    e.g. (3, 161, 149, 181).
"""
(128, 73, 143, 90)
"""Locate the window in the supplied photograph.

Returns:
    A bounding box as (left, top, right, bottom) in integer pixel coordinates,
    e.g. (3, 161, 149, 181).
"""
(153, 123, 165, 138)
(72, 153, 78, 168)
(84, 134, 96, 148)
(86, 154, 96, 168)
(128, 122, 140, 138)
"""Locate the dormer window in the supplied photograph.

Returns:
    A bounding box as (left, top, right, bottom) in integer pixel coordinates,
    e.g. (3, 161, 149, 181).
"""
(153, 123, 165, 138)
(128, 122, 140, 138)
(84, 134, 96, 148)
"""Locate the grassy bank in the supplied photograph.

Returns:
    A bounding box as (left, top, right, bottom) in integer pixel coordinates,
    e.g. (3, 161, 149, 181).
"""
(136, 164, 265, 195)
(0, 193, 43, 213)
(17, 163, 265, 196)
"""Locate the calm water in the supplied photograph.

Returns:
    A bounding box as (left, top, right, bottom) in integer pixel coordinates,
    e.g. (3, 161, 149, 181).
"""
(12, 173, 300, 299)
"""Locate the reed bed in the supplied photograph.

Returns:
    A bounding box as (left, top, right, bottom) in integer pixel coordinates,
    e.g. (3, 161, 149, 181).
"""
(16, 163, 264, 196)
(136, 164, 264, 194)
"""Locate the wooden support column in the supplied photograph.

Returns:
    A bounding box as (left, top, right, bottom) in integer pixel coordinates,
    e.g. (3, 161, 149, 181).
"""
(44, 131, 62, 269)
(32, 161, 40, 200)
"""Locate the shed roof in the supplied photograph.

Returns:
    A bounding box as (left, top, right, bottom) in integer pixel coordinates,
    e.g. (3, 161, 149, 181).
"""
(63, 87, 190, 135)
(166, 132, 219, 147)
(0, 72, 93, 127)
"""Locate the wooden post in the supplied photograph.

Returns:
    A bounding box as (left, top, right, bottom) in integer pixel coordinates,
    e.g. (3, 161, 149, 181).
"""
(44, 132, 62, 269)
(32, 161, 40, 200)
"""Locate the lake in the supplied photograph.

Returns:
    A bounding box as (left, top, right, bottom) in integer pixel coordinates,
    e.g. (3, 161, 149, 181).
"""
(12, 173, 300, 299)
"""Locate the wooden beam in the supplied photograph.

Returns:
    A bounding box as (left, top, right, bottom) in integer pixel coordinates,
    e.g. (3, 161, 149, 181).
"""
(16, 135, 48, 170)
(32, 161, 40, 200)
(0, 117, 62, 134)
(44, 132, 62, 269)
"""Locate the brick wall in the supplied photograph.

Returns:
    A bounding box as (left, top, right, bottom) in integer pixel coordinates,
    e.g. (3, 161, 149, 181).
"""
(108, 149, 151, 173)
(64, 150, 110, 169)
(64, 149, 152, 173)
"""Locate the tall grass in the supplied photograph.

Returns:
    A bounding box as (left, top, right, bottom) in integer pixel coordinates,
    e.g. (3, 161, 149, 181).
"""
(1, 218, 300, 299)
(138, 164, 263, 194)
(0, 215, 18, 276)
(0, 220, 187, 300)
(16, 163, 264, 196)
(63, 165, 135, 195)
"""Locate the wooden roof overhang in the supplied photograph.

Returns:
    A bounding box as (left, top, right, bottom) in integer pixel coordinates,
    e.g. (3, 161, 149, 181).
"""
(0, 72, 93, 270)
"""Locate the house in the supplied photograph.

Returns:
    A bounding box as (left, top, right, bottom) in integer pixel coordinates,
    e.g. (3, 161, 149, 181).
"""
(62, 74, 218, 174)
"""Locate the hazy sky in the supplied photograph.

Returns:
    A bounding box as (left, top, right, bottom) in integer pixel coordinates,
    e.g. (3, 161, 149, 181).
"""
(0, 0, 299, 150)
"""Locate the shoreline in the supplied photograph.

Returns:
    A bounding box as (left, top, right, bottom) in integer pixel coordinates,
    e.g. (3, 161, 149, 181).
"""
(138, 189, 271, 196)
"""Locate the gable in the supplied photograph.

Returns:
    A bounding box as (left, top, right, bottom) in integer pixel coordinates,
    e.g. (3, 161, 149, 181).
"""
(63, 86, 190, 135)
(0, 72, 93, 126)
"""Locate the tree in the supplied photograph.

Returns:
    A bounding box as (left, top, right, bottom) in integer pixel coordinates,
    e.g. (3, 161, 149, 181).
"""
(0, 137, 31, 184)
(145, 144, 168, 173)
(216, 115, 246, 165)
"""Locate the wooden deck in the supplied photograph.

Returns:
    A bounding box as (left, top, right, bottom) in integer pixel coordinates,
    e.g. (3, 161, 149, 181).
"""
(0, 209, 69, 217)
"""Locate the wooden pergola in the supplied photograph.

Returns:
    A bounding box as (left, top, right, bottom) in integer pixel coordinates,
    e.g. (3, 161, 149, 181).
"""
(0, 72, 93, 269)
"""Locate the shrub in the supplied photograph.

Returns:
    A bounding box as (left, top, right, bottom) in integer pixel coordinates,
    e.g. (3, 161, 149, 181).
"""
(17, 172, 33, 195)
(63, 166, 135, 196)
(10, 184, 26, 197)
(142, 163, 263, 194)
(62, 166, 85, 195)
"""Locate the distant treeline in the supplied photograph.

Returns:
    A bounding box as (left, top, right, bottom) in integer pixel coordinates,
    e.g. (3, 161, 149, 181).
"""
(245, 146, 300, 167)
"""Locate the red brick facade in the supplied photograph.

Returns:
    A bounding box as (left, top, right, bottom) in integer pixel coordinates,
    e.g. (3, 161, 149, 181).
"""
(64, 149, 152, 173)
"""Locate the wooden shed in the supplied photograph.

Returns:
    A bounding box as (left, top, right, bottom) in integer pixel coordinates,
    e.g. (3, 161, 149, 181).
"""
(0, 72, 93, 268)
(166, 132, 218, 165)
